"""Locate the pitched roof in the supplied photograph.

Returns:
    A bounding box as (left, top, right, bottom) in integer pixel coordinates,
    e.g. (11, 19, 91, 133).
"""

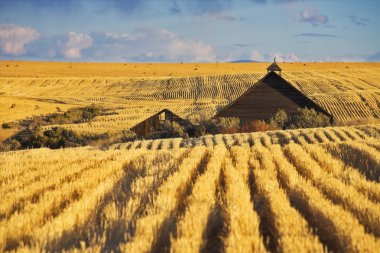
(215, 71, 332, 119)
(130, 109, 191, 130)
(131, 109, 176, 126)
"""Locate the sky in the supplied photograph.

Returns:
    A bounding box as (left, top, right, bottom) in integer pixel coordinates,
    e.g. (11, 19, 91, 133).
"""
(0, 0, 379, 62)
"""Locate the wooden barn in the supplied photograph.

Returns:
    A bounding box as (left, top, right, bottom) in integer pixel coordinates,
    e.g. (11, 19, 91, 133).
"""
(131, 109, 192, 138)
(216, 60, 331, 122)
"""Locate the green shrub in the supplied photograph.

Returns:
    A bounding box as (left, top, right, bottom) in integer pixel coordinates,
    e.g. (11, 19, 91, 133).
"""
(2, 124, 136, 151)
(45, 106, 104, 125)
(200, 117, 240, 135)
(269, 108, 331, 130)
(41, 127, 82, 148)
(0, 139, 21, 152)
(270, 109, 288, 129)
(120, 130, 137, 142)
(81, 106, 102, 121)
(1, 122, 18, 129)
(287, 108, 331, 129)
(148, 120, 188, 139)
(163, 121, 185, 136)
(2, 122, 12, 129)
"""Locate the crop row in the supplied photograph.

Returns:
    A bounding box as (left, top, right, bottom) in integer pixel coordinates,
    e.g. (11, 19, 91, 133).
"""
(1, 68, 379, 123)
(1, 134, 379, 252)
(112, 124, 380, 151)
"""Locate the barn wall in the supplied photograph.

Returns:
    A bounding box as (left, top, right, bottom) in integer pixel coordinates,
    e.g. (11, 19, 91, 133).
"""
(131, 113, 161, 137)
(217, 72, 327, 122)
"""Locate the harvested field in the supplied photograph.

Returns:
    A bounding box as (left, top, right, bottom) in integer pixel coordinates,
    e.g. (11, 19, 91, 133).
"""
(1, 124, 379, 252)
(1, 62, 380, 134)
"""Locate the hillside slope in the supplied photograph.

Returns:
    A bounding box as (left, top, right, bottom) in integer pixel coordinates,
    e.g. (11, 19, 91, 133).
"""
(1, 65, 380, 133)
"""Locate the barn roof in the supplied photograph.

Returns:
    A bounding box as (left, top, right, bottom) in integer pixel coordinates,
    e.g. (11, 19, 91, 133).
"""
(215, 71, 332, 119)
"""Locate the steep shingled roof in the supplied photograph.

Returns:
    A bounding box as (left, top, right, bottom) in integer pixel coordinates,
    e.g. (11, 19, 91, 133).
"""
(215, 71, 332, 122)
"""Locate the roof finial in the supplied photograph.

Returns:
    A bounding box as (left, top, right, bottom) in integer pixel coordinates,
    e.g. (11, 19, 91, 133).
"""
(274, 57, 276, 63)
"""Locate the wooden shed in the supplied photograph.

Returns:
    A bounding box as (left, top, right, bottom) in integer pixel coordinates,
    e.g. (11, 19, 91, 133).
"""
(215, 65, 331, 122)
(130, 109, 192, 138)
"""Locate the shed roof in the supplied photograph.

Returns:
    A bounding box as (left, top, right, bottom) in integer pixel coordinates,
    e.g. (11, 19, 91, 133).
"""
(130, 108, 192, 134)
(130, 109, 182, 129)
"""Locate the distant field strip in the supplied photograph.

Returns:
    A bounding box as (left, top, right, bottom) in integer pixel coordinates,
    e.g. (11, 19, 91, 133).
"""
(111, 124, 380, 151)
(1, 125, 379, 252)
(1, 68, 380, 127)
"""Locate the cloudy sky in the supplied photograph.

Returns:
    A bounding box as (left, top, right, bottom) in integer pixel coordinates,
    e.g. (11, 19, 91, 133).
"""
(0, 0, 379, 62)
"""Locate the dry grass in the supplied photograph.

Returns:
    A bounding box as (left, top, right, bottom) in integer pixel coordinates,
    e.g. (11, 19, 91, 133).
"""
(0, 128, 18, 142)
(0, 96, 75, 125)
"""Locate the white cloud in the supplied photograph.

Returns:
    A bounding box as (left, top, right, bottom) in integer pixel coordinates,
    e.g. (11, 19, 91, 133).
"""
(0, 24, 215, 62)
(89, 28, 216, 62)
(250, 50, 265, 62)
(0, 24, 39, 55)
(322, 55, 366, 62)
(250, 50, 300, 62)
(103, 32, 131, 40)
(167, 33, 215, 61)
(270, 52, 300, 62)
(300, 9, 329, 26)
(135, 28, 216, 61)
(61, 32, 93, 59)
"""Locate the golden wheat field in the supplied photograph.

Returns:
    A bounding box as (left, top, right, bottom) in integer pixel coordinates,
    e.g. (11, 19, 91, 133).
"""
(1, 61, 380, 138)
(1, 61, 380, 252)
(1, 124, 380, 252)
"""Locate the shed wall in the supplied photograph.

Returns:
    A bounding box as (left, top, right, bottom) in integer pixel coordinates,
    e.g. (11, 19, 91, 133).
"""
(131, 110, 190, 137)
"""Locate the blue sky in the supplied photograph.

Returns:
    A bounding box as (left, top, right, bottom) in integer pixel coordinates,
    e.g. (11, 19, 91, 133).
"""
(0, 0, 379, 62)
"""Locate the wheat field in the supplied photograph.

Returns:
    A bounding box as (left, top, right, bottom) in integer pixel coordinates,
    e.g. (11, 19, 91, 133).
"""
(3, 61, 378, 78)
(1, 62, 380, 136)
(0, 124, 379, 252)
(1, 62, 380, 252)
(112, 124, 380, 150)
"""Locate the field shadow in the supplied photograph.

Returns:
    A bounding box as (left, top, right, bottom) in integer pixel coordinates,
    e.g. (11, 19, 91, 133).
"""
(150, 151, 211, 253)
(44, 151, 189, 252)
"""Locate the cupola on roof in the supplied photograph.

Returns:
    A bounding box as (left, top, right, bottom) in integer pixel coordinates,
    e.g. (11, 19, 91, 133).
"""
(267, 58, 282, 75)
